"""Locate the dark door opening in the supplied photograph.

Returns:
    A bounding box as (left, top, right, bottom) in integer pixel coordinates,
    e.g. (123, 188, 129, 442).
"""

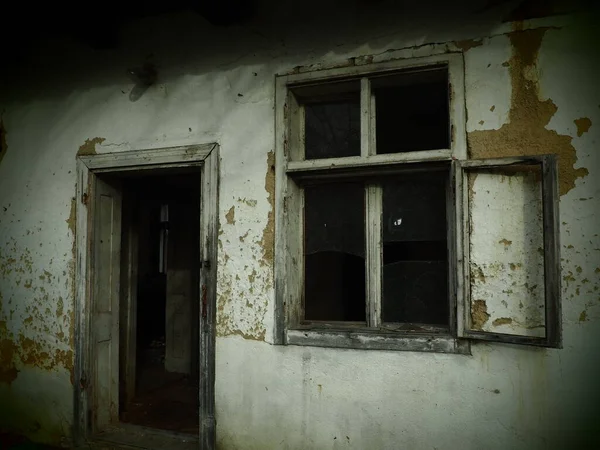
(118, 171, 200, 435)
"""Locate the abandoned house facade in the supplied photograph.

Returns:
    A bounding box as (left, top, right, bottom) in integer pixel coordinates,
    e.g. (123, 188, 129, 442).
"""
(0, 1, 598, 449)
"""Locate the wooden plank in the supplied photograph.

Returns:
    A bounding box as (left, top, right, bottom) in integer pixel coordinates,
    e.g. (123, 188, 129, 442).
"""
(199, 146, 219, 450)
(447, 162, 459, 336)
(448, 54, 467, 160)
(542, 154, 562, 348)
(458, 155, 561, 348)
(461, 330, 552, 347)
(274, 75, 290, 344)
(81, 144, 216, 170)
(360, 78, 372, 158)
(286, 329, 470, 354)
(458, 155, 545, 168)
(93, 162, 204, 174)
(74, 159, 91, 445)
(453, 161, 467, 338)
(284, 53, 461, 87)
(92, 176, 122, 430)
(288, 87, 305, 162)
(365, 185, 382, 328)
(287, 150, 452, 173)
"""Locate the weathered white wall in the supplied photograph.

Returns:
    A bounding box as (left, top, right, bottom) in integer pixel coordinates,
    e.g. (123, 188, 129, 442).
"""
(0, 2, 599, 448)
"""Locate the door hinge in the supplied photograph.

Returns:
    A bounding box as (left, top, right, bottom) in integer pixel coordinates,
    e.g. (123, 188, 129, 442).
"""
(81, 192, 89, 205)
(200, 260, 210, 269)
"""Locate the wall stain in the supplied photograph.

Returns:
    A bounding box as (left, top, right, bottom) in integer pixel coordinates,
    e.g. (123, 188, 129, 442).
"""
(225, 206, 236, 225)
(499, 238, 512, 246)
(0, 240, 74, 386)
(471, 263, 486, 283)
(579, 310, 587, 322)
(492, 317, 513, 326)
(455, 38, 483, 52)
(574, 117, 592, 137)
(472, 299, 490, 330)
(77, 137, 105, 156)
(237, 197, 257, 207)
(259, 151, 275, 267)
(468, 26, 588, 196)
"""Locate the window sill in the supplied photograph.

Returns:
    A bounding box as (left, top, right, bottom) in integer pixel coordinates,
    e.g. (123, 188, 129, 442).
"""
(285, 328, 470, 354)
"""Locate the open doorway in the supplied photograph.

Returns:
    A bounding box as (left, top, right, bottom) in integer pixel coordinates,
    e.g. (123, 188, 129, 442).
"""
(75, 145, 218, 450)
(117, 171, 201, 434)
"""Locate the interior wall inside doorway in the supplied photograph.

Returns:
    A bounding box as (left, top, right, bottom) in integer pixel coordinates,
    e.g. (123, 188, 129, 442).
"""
(118, 170, 201, 435)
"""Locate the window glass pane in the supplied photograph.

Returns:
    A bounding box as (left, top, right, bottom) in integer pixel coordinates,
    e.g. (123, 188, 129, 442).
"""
(373, 67, 449, 154)
(382, 172, 448, 325)
(304, 183, 365, 322)
(305, 97, 361, 160)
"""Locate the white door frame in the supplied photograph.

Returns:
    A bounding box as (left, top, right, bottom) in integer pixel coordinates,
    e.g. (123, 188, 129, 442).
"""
(73, 144, 219, 450)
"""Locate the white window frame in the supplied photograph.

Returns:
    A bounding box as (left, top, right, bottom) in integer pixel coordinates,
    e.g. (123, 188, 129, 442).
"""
(273, 53, 561, 353)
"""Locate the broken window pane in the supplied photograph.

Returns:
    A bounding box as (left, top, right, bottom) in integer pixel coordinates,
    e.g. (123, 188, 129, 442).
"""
(381, 172, 448, 326)
(304, 183, 365, 322)
(468, 166, 545, 337)
(305, 96, 361, 160)
(373, 67, 449, 154)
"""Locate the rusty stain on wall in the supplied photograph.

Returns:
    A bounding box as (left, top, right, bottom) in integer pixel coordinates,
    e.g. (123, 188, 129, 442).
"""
(574, 117, 592, 137)
(468, 26, 588, 196)
(77, 137, 105, 156)
(471, 299, 490, 330)
(0, 296, 19, 384)
(499, 238, 512, 246)
(455, 38, 483, 52)
(492, 317, 513, 326)
(0, 238, 74, 386)
(260, 151, 275, 268)
(225, 206, 236, 225)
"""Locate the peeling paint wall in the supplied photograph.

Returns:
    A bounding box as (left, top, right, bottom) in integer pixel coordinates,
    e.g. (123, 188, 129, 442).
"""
(0, 2, 599, 448)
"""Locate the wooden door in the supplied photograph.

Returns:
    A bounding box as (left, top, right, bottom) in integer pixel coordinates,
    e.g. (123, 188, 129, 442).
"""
(92, 176, 122, 430)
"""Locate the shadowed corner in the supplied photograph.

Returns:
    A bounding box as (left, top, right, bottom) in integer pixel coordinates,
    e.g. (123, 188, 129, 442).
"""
(0, 433, 60, 450)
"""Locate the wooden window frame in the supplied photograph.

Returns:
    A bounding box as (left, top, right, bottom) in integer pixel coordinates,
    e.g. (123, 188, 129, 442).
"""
(274, 54, 470, 354)
(274, 53, 562, 353)
(455, 155, 562, 348)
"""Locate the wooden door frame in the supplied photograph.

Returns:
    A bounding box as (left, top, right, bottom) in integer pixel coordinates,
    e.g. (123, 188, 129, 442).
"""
(73, 144, 219, 450)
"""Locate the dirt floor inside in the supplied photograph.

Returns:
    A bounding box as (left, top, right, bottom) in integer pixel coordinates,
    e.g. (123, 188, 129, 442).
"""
(120, 364, 199, 435)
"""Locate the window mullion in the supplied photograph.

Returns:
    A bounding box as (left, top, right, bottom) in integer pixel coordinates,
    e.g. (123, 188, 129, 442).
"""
(366, 185, 382, 328)
(360, 77, 374, 157)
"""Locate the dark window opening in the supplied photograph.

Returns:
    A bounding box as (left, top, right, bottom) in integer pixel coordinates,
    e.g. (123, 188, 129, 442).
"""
(382, 172, 449, 326)
(304, 183, 366, 322)
(304, 92, 361, 160)
(373, 67, 450, 154)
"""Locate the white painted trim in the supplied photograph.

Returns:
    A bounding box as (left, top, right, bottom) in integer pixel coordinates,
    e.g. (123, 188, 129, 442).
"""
(80, 144, 216, 171)
(283, 53, 462, 86)
(287, 150, 452, 173)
